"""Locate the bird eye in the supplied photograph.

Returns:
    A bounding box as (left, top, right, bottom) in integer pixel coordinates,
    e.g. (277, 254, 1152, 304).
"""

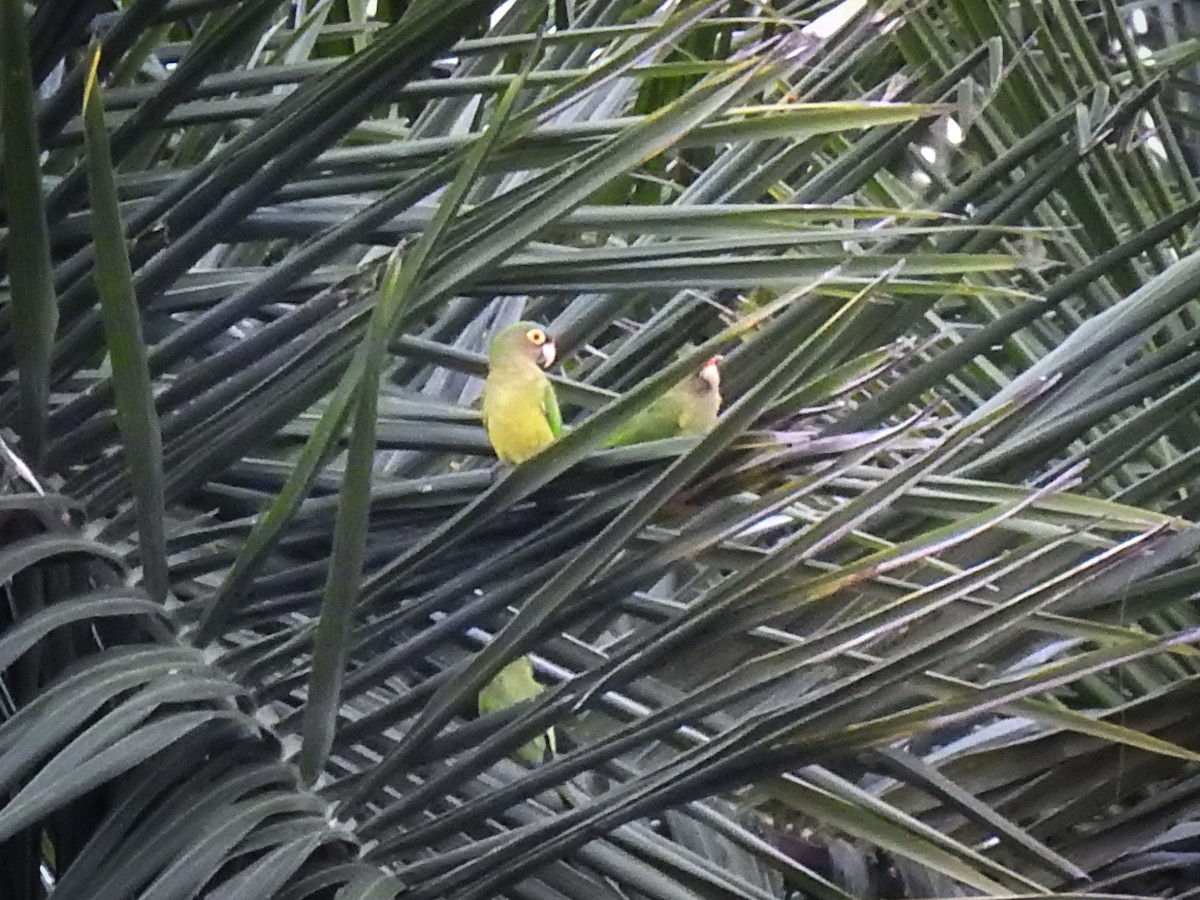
(526, 328, 547, 346)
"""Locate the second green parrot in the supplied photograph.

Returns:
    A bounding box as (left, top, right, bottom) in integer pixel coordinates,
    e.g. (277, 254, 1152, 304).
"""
(481, 321, 561, 464)
(604, 356, 722, 447)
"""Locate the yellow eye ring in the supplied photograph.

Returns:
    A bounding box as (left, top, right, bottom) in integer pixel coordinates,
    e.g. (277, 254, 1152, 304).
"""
(526, 328, 547, 346)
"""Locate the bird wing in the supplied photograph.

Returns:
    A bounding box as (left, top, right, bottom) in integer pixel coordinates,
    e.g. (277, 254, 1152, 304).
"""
(542, 379, 562, 438)
(604, 392, 686, 447)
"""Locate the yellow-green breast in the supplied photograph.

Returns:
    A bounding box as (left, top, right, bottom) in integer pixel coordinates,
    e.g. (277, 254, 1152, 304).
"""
(482, 365, 555, 464)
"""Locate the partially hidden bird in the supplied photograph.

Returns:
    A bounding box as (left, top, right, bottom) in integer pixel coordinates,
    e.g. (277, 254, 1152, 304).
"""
(481, 321, 561, 464)
(478, 656, 557, 764)
(604, 356, 722, 447)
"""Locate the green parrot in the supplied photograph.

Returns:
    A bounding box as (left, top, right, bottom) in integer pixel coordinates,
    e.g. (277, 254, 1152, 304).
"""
(478, 656, 557, 764)
(604, 355, 722, 447)
(481, 321, 561, 464)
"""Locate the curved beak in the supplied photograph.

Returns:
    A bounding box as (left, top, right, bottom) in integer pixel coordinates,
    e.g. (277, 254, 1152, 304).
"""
(699, 355, 722, 389)
(539, 340, 557, 368)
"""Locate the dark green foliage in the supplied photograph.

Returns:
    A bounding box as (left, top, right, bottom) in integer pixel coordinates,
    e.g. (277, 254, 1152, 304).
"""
(4, 1, 1200, 897)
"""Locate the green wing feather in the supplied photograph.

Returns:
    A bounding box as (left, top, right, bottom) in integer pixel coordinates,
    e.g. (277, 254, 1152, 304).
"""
(603, 392, 686, 447)
(542, 380, 562, 438)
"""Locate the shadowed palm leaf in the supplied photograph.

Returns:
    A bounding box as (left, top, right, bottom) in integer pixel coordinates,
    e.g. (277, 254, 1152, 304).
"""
(4, 0, 1200, 897)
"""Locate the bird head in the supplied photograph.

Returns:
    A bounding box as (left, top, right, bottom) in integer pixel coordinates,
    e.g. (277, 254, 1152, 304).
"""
(695, 355, 722, 393)
(490, 321, 557, 369)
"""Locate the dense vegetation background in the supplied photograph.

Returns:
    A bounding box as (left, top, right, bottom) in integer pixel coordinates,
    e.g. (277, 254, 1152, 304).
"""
(5, 0, 1200, 896)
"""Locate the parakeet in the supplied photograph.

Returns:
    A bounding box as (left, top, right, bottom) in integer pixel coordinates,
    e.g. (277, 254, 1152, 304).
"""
(604, 356, 722, 447)
(481, 321, 561, 464)
(478, 656, 557, 764)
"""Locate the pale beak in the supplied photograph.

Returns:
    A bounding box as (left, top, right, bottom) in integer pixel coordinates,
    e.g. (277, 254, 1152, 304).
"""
(539, 341, 557, 368)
